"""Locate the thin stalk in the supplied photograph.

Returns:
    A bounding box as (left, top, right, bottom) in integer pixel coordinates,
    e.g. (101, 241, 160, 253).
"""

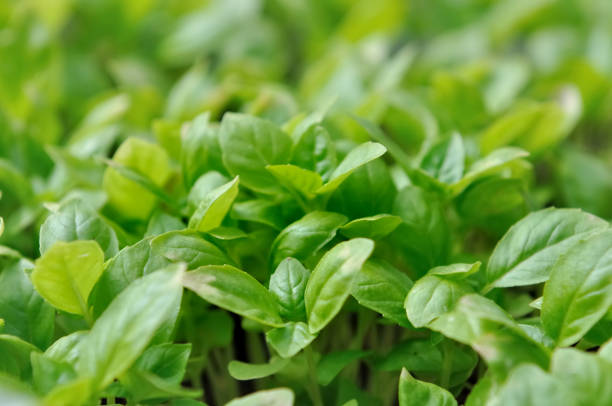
(304, 346, 324, 406)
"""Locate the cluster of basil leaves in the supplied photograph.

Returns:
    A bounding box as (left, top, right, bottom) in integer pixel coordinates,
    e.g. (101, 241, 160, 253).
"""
(1, 0, 612, 405)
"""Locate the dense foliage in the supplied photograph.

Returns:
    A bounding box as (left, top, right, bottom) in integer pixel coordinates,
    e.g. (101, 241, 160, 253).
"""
(1, 0, 612, 405)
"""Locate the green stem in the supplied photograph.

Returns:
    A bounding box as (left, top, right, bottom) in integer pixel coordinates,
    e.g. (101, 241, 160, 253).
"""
(304, 346, 324, 406)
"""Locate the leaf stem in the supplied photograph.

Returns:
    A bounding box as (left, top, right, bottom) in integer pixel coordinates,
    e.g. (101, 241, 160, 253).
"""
(304, 346, 324, 406)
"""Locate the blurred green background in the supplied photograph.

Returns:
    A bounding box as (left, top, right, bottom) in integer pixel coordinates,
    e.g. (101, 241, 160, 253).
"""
(1, 0, 611, 257)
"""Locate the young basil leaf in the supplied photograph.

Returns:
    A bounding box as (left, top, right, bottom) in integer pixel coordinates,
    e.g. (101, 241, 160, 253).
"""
(231, 199, 285, 230)
(265, 322, 317, 358)
(390, 186, 450, 275)
(316, 142, 387, 194)
(328, 160, 396, 219)
(266, 164, 323, 200)
(450, 147, 529, 195)
(39, 199, 119, 259)
(44, 332, 88, 365)
(429, 262, 481, 279)
(225, 388, 295, 406)
(76, 264, 184, 391)
(188, 176, 239, 232)
(340, 214, 402, 240)
(183, 265, 284, 327)
(488, 364, 568, 406)
(269, 211, 348, 269)
(316, 350, 370, 386)
(90, 238, 170, 317)
(120, 369, 202, 403)
(269, 258, 310, 322)
(351, 259, 413, 326)
(305, 238, 374, 333)
(0, 256, 55, 349)
(32, 240, 104, 317)
(228, 357, 290, 380)
(291, 124, 337, 180)
(0, 334, 40, 381)
(398, 368, 457, 406)
(219, 113, 292, 194)
(486, 208, 608, 289)
(0, 217, 4, 237)
(120, 343, 200, 402)
(376, 339, 478, 387)
(181, 112, 225, 188)
(600, 339, 612, 362)
(550, 348, 612, 405)
(541, 229, 612, 346)
(30, 352, 77, 396)
(103, 137, 172, 221)
(42, 378, 93, 406)
(151, 230, 233, 269)
(419, 132, 464, 184)
(145, 211, 185, 237)
(427, 294, 550, 372)
(187, 171, 230, 213)
(405, 274, 473, 328)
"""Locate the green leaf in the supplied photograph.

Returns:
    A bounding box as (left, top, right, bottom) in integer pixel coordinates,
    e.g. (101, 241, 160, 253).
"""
(480, 101, 573, 154)
(376, 338, 478, 387)
(103, 137, 172, 220)
(269, 258, 310, 322)
(31, 352, 77, 396)
(0, 334, 40, 381)
(542, 229, 612, 346)
(429, 262, 481, 279)
(340, 214, 402, 240)
(0, 256, 55, 349)
(76, 265, 184, 391)
(486, 208, 608, 289)
(151, 230, 233, 269)
(328, 160, 396, 219)
(89, 238, 170, 317)
(32, 241, 104, 317)
(231, 199, 285, 230)
(181, 112, 225, 188)
(225, 388, 295, 406)
(316, 142, 387, 194)
(266, 164, 323, 200)
(427, 294, 550, 372)
(351, 260, 413, 325)
(317, 350, 370, 386)
(183, 265, 284, 327)
(219, 113, 292, 194)
(550, 348, 612, 405)
(42, 377, 92, 406)
(120, 369, 201, 403)
(145, 211, 185, 237)
(188, 176, 240, 232)
(305, 238, 375, 333)
(398, 368, 457, 406)
(600, 339, 612, 362)
(187, 171, 230, 213)
(121, 343, 200, 402)
(390, 186, 450, 275)
(420, 133, 464, 184)
(489, 364, 568, 406)
(405, 274, 473, 328)
(265, 322, 317, 358)
(228, 357, 290, 380)
(450, 147, 529, 195)
(290, 124, 336, 180)
(270, 211, 348, 268)
(39, 199, 119, 259)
